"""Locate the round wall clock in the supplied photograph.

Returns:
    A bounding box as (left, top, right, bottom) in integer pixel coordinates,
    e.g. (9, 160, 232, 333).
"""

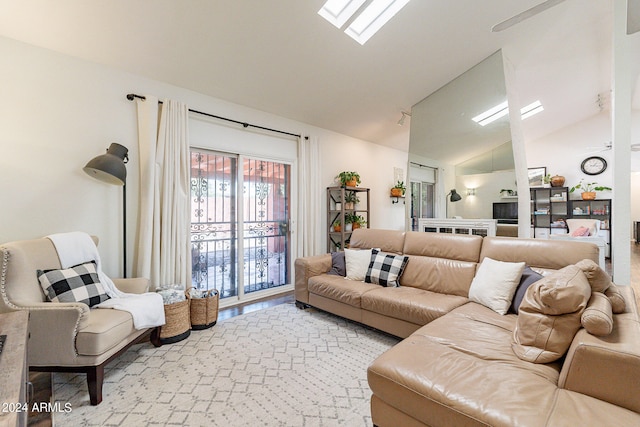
(580, 156, 607, 175)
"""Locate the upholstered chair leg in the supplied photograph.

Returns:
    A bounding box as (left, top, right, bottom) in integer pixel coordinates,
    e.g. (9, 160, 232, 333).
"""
(150, 326, 162, 347)
(87, 365, 105, 405)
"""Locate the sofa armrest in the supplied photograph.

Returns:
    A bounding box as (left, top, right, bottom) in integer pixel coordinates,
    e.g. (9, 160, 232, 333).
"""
(9, 302, 90, 366)
(113, 277, 150, 294)
(559, 286, 640, 413)
(294, 254, 332, 304)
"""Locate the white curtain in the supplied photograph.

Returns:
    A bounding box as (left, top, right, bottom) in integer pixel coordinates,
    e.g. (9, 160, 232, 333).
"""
(297, 135, 322, 256)
(134, 97, 192, 288)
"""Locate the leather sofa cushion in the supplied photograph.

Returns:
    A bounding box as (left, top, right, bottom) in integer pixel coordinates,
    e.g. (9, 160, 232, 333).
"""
(413, 303, 562, 381)
(349, 228, 405, 254)
(576, 259, 611, 292)
(480, 236, 599, 270)
(400, 256, 477, 297)
(76, 308, 136, 356)
(361, 287, 467, 325)
(402, 231, 482, 262)
(605, 283, 626, 313)
(368, 302, 562, 427)
(581, 291, 613, 336)
(308, 274, 379, 307)
(512, 265, 591, 363)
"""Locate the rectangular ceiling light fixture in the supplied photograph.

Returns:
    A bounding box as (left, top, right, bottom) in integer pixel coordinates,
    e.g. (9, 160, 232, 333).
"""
(318, 0, 367, 29)
(345, 0, 411, 44)
(318, 0, 411, 45)
(472, 100, 544, 126)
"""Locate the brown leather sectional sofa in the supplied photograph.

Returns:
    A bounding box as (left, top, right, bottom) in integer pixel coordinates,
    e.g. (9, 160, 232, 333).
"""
(294, 229, 640, 426)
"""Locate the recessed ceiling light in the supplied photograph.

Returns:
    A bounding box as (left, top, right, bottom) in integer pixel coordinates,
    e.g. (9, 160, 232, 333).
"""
(345, 0, 411, 45)
(318, 0, 367, 29)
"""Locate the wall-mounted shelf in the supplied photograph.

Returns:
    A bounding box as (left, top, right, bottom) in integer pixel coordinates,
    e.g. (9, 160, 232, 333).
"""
(391, 196, 405, 204)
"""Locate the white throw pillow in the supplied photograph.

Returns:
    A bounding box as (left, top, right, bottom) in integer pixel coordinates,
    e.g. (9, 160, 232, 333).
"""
(344, 248, 373, 281)
(468, 257, 525, 315)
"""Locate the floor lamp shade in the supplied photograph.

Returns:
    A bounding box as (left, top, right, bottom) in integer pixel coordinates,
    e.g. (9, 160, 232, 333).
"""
(83, 143, 128, 185)
(448, 189, 462, 202)
(83, 142, 129, 277)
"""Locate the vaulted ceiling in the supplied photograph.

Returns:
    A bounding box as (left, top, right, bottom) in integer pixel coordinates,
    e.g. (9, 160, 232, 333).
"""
(1, 0, 638, 158)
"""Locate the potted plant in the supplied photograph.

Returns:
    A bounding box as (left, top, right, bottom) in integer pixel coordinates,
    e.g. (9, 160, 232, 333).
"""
(569, 179, 612, 200)
(336, 171, 361, 188)
(390, 181, 406, 197)
(344, 192, 359, 210)
(332, 219, 341, 232)
(499, 189, 514, 198)
(542, 174, 552, 188)
(351, 214, 367, 230)
(344, 214, 353, 232)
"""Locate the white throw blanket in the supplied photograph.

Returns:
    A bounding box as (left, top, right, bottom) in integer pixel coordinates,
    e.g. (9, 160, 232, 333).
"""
(46, 232, 165, 329)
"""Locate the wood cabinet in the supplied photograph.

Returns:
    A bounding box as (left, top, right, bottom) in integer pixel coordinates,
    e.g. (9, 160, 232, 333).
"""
(327, 186, 370, 251)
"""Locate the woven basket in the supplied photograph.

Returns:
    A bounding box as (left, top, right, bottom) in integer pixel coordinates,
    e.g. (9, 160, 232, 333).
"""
(159, 298, 191, 344)
(188, 289, 219, 330)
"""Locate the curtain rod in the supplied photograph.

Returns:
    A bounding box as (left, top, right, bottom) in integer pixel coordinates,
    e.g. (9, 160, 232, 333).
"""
(126, 93, 306, 139)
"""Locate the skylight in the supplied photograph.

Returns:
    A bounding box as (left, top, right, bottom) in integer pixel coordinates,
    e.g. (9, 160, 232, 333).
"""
(318, 0, 367, 29)
(520, 100, 544, 119)
(318, 0, 411, 45)
(472, 101, 509, 126)
(472, 100, 544, 126)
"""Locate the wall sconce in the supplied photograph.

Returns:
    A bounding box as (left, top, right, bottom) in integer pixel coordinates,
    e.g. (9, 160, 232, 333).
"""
(466, 188, 476, 196)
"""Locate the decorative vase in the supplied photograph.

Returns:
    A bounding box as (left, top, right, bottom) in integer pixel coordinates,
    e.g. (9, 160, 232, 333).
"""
(550, 175, 566, 187)
(345, 223, 353, 232)
(390, 188, 403, 197)
(581, 191, 596, 200)
(344, 202, 355, 210)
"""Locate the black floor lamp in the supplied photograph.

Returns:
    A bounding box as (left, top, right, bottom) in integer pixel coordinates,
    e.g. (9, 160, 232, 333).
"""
(83, 143, 129, 277)
(445, 189, 462, 218)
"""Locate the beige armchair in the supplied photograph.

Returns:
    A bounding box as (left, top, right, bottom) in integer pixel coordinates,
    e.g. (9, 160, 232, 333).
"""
(0, 236, 160, 405)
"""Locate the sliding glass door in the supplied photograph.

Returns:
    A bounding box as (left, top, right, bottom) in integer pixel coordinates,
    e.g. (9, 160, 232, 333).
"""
(410, 181, 435, 231)
(190, 150, 291, 302)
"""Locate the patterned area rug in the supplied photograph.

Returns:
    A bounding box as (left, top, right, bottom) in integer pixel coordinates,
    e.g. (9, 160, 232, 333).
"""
(53, 303, 400, 426)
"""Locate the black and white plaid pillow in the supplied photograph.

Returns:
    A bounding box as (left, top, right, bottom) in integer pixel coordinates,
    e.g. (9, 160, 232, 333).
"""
(365, 249, 409, 287)
(37, 261, 110, 307)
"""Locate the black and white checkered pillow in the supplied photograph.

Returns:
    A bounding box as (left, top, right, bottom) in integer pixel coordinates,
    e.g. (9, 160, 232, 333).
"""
(365, 249, 409, 287)
(37, 261, 110, 307)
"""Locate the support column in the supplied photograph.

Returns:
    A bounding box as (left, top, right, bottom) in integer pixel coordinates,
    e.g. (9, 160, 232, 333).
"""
(611, 0, 632, 284)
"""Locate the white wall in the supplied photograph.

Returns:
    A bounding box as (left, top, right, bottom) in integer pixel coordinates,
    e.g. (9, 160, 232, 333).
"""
(455, 170, 517, 219)
(527, 109, 640, 228)
(0, 36, 408, 277)
(525, 112, 614, 199)
(318, 132, 407, 231)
